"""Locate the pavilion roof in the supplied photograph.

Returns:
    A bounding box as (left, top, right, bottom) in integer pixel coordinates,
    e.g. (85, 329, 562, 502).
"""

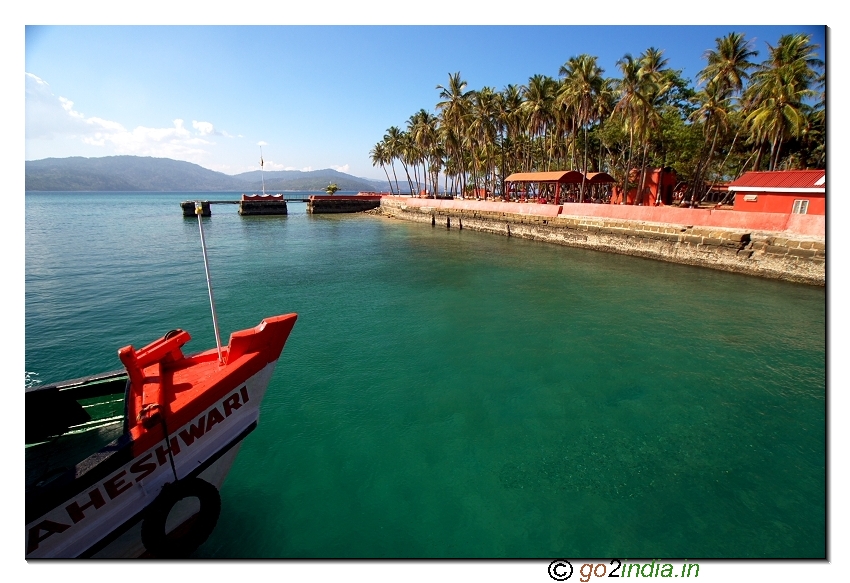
(584, 172, 616, 184)
(504, 171, 585, 183)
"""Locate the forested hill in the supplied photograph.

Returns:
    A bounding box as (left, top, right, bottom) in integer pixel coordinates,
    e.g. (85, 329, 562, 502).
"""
(25, 156, 385, 192)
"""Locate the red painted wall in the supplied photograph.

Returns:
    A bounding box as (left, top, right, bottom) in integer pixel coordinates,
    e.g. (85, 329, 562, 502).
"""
(785, 213, 826, 237)
(733, 191, 825, 215)
(610, 168, 677, 206)
(382, 196, 824, 237)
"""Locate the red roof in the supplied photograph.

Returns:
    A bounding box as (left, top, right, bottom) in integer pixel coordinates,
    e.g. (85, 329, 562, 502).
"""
(505, 171, 585, 183)
(727, 170, 825, 191)
(584, 172, 616, 184)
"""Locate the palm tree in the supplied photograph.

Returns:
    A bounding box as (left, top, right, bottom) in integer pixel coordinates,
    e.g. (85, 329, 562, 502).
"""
(522, 74, 557, 172)
(383, 126, 405, 193)
(589, 77, 617, 174)
(370, 141, 394, 194)
(612, 54, 648, 203)
(559, 54, 605, 200)
(408, 109, 439, 196)
(745, 33, 822, 170)
(689, 80, 733, 201)
(685, 32, 758, 200)
(630, 48, 675, 204)
(698, 32, 758, 100)
(469, 87, 500, 195)
(325, 183, 339, 196)
(498, 84, 525, 182)
(437, 73, 473, 196)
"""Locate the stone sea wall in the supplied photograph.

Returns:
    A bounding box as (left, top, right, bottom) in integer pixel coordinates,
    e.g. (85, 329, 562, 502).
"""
(378, 197, 825, 286)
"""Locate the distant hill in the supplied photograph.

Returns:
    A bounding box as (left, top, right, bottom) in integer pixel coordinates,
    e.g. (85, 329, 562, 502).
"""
(233, 168, 387, 192)
(25, 156, 389, 192)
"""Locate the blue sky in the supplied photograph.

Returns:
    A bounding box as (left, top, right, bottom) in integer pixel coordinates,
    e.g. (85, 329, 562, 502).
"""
(24, 22, 825, 181)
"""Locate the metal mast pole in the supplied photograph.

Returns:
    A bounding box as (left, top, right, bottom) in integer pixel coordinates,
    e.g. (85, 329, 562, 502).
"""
(260, 146, 266, 196)
(196, 202, 224, 364)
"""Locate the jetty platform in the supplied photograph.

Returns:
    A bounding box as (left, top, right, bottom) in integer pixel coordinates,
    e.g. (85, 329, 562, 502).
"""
(307, 195, 382, 214)
(180, 194, 384, 216)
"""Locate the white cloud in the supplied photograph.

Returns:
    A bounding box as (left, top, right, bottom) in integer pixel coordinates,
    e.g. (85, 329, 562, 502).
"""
(263, 160, 287, 170)
(26, 73, 91, 139)
(331, 164, 350, 173)
(59, 97, 84, 119)
(26, 72, 48, 87)
(192, 120, 215, 135)
(257, 141, 268, 146)
(26, 72, 228, 164)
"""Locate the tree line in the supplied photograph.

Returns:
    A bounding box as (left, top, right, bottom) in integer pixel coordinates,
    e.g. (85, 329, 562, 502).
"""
(369, 32, 824, 204)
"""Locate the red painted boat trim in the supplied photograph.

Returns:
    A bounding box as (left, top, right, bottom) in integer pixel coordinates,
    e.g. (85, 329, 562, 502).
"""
(119, 314, 297, 456)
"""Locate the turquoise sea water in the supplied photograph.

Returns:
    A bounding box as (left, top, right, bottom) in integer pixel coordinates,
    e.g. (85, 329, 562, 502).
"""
(25, 192, 825, 558)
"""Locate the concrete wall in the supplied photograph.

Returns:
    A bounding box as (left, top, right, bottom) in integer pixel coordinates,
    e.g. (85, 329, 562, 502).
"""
(379, 197, 824, 286)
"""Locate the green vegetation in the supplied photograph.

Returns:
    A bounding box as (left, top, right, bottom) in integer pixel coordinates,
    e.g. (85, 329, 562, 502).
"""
(371, 32, 824, 203)
(325, 183, 340, 196)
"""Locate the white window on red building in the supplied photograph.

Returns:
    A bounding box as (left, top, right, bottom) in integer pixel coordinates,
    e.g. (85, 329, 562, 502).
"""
(792, 199, 809, 214)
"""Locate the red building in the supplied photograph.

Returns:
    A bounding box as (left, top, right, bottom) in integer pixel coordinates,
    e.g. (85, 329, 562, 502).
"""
(610, 167, 677, 206)
(728, 170, 825, 215)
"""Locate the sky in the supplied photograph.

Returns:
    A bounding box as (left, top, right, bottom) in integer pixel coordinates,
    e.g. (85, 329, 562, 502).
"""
(23, 22, 826, 181)
(6, 3, 849, 582)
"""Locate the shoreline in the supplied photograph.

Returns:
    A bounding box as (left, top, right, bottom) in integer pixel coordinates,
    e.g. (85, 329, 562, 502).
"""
(376, 197, 825, 286)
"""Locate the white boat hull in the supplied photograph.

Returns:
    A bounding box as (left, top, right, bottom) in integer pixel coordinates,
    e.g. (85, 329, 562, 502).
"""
(26, 362, 277, 559)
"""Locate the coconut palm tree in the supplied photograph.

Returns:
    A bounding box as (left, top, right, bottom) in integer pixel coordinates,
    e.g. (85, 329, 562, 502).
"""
(698, 32, 758, 100)
(370, 141, 394, 194)
(469, 86, 500, 195)
(612, 54, 649, 203)
(383, 126, 405, 194)
(394, 130, 416, 195)
(689, 80, 734, 200)
(437, 72, 473, 195)
(498, 84, 525, 181)
(408, 109, 440, 196)
(559, 54, 606, 200)
(522, 74, 557, 172)
(628, 48, 676, 204)
(745, 33, 822, 170)
(589, 77, 617, 173)
(438, 122, 462, 196)
(687, 33, 759, 200)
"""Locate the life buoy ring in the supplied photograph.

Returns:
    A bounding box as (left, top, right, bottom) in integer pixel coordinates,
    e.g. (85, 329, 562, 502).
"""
(141, 478, 221, 558)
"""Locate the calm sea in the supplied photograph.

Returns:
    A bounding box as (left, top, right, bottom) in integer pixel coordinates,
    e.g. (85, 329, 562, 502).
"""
(25, 192, 825, 558)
